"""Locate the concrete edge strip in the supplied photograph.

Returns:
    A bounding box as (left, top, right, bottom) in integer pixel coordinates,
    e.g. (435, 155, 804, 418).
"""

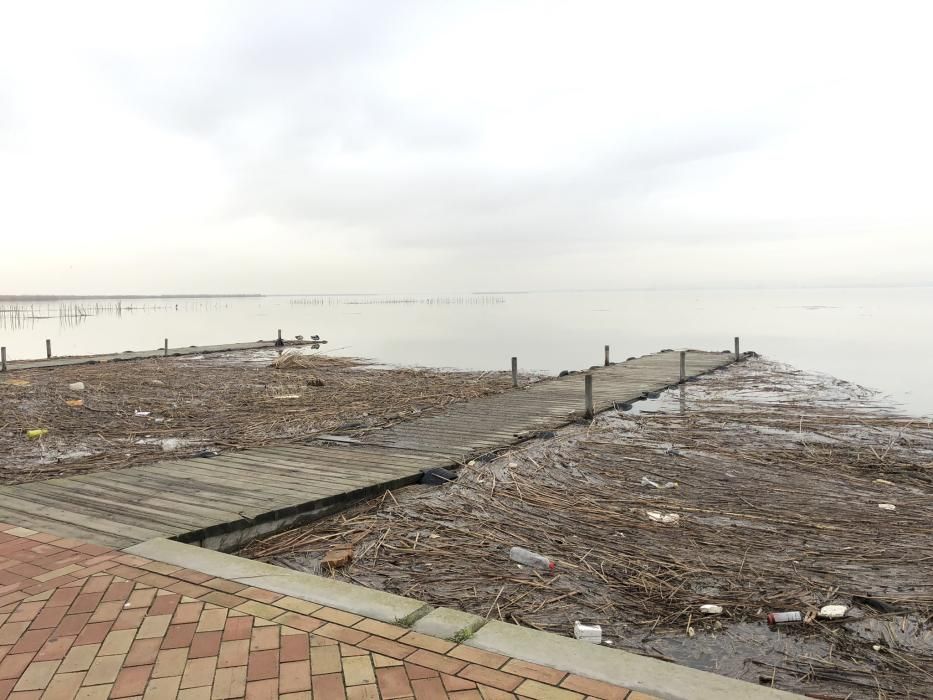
(466, 621, 803, 700)
(124, 538, 431, 625)
(127, 538, 804, 699)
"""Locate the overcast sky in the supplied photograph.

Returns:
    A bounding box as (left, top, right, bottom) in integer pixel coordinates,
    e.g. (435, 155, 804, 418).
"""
(1, 1, 931, 294)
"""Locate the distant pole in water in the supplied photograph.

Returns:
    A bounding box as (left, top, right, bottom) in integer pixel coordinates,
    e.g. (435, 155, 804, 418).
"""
(680, 351, 686, 382)
(275, 329, 284, 348)
(164, 338, 168, 357)
(511, 357, 518, 388)
(45, 339, 51, 359)
(734, 336, 740, 360)
(604, 345, 610, 366)
(584, 374, 594, 418)
(0, 347, 6, 372)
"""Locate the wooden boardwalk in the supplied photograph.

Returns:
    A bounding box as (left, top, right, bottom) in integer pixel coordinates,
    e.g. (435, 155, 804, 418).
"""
(1, 339, 321, 371)
(0, 350, 735, 550)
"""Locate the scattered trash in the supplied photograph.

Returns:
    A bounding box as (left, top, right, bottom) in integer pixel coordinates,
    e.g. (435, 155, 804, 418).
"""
(25, 429, 48, 440)
(687, 626, 696, 637)
(509, 546, 555, 571)
(646, 511, 680, 524)
(767, 611, 803, 624)
(272, 395, 301, 400)
(134, 411, 151, 417)
(818, 605, 847, 619)
(161, 438, 182, 453)
(5, 379, 30, 386)
(322, 546, 353, 569)
(873, 644, 882, 651)
(873, 478, 895, 486)
(878, 503, 896, 511)
(573, 621, 602, 643)
(65, 399, 84, 407)
(852, 595, 904, 613)
(421, 467, 457, 485)
(640, 476, 678, 489)
(700, 604, 723, 615)
(194, 450, 220, 458)
(68, 382, 85, 392)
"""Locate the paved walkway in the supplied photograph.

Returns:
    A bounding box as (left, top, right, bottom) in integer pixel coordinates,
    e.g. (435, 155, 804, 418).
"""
(0, 524, 648, 700)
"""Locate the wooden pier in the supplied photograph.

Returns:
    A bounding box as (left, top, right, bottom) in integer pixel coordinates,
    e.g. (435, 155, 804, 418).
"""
(0, 350, 736, 550)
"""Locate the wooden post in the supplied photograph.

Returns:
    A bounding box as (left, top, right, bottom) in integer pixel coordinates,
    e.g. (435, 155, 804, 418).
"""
(511, 357, 518, 388)
(0, 347, 6, 372)
(45, 339, 52, 359)
(163, 339, 168, 357)
(604, 345, 610, 366)
(584, 373, 594, 418)
(278, 329, 282, 342)
(680, 350, 686, 382)
(734, 336, 740, 360)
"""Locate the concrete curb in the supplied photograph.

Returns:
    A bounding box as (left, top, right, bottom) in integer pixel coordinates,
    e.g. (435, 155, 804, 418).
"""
(412, 607, 485, 641)
(467, 621, 803, 700)
(124, 538, 431, 625)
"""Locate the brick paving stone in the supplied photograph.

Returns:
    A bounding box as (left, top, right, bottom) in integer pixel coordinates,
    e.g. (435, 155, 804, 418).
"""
(237, 589, 281, 605)
(411, 676, 448, 700)
(124, 639, 162, 668)
(624, 693, 660, 700)
(346, 684, 380, 700)
(244, 678, 278, 700)
(311, 672, 346, 700)
(13, 660, 61, 691)
(278, 660, 311, 694)
(408, 648, 468, 675)
(442, 673, 478, 691)
(248, 627, 278, 652)
(142, 673, 182, 700)
(152, 648, 188, 679)
(279, 633, 309, 663)
(221, 617, 252, 642)
(559, 675, 631, 699)
(314, 623, 368, 645)
(502, 659, 567, 685)
(448, 646, 509, 669)
(246, 650, 279, 682)
(160, 624, 197, 650)
(341, 655, 375, 686)
(33, 634, 74, 662)
(87, 601, 124, 624)
(514, 679, 585, 700)
(58, 644, 101, 673)
(147, 594, 180, 618)
(458, 664, 523, 692)
(11, 629, 53, 655)
(271, 598, 320, 617)
(310, 607, 362, 627)
(475, 687, 517, 700)
(41, 670, 84, 699)
(376, 666, 414, 699)
(112, 610, 147, 632)
(75, 685, 113, 700)
(0, 654, 36, 680)
(406, 662, 439, 680)
(99, 629, 136, 656)
(84, 652, 127, 686)
(309, 645, 342, 675)
(352, 618, 407, 640)
(357, 635, 416, 660)
(136, 615, 172, 640)
(196, 609, 227, 633)
(210, 666, 247, 700)
(216, 641, 250, 670)
(181, 657, 219, 690)
(450, 690, 484, 700)
(188, 632, 222, 659)
(339, 643, 368, 658)
(399, 631, 456, 655)
(172, 603, 205, 626)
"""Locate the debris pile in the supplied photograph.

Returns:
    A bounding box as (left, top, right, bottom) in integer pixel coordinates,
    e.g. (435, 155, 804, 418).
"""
(242, 359, 933, 699)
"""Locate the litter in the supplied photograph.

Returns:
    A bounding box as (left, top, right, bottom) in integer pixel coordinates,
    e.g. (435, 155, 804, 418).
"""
(510, 546, 555, 571)
(640, 476, 678, 489)
(818, 605, 847, 619)
(421, 467, 457, 485)
(272, 395, 301, 400)
(65, 399, 84, 407)
(5, 379, 30, 386)
(161, 438, 182, 452)
(134, 411, 151, 417)
(878, 503, 896, 511)
(700, 604, 723, 614)
(873, 479, 895, 486)
(68, 382, 85, 391)
(767, 611, 802, 624)
(25, 429, 48, 440)
(322, 546, 353, 569)
(573, 621, 602, 643)
(646, 511, 680, 524)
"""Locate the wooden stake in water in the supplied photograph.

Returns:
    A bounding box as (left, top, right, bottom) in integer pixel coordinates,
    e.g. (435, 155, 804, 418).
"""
(735, 336, 741, 360)
(680, 350, 686, 382)
(0, 347, 6, 372)
(584, 373, 594, 418)
(278, 329, 282, 342)
(604, 345, 610, 366)
(164, 339, 168, 357)
(46, 339, 52, 359)
(511, 357, 518, 388)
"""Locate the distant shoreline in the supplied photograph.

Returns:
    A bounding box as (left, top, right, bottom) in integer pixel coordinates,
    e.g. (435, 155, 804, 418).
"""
(0, 294, 263, 302)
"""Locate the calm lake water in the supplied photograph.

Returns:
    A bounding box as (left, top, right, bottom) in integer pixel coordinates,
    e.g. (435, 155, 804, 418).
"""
(2, 288, 931, 416)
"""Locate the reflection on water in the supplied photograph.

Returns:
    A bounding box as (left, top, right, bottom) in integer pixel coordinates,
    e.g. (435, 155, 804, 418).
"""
(0, 289, 930, 415)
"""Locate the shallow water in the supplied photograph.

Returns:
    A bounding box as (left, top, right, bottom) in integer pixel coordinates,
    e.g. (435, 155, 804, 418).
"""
(1, 287, 931, 416)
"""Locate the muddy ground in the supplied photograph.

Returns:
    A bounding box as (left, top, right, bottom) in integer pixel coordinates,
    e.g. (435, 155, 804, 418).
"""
(243, 359, 933, 699)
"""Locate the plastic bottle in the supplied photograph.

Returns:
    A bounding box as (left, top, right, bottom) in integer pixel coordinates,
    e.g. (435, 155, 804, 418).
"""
(767, 611, 802, 624)
(509, 546, 555, 571)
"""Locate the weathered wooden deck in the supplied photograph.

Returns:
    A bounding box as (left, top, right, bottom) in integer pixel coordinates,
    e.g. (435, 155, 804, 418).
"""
(0, 350, 735, 550)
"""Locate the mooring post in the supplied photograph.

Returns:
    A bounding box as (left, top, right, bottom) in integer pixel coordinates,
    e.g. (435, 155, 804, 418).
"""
(680, 350, 686, 382)
(604, 345, 610, 366)
(0, 347, 6, 372)
(163, 338, 168, 357)
(511, 357, 518, 388)
(45, 339, 51, 359)
(735, 336, 740, 360)
(278, 329, 282, 343)
(584, 373, 594, 418)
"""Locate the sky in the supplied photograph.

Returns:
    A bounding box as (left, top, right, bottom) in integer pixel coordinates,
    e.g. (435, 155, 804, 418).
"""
(1, 1, 932, 295)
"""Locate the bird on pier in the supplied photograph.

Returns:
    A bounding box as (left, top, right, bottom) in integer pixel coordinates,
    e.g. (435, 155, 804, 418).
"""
(295, 335, 304, 341)
(310, 334, 320, 341)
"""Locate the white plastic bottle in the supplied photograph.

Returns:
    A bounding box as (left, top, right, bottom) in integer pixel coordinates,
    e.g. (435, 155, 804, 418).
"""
(509, 546, 555, 571)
